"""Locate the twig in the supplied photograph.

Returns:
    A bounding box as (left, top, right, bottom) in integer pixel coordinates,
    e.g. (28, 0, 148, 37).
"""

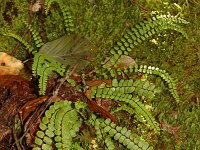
(13, 116, 22, 150)
(13, 129, 21, 150)
(11, 32, 27, 56)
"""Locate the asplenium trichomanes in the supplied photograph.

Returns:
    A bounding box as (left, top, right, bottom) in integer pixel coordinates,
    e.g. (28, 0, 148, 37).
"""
(1, 0, 188, 149)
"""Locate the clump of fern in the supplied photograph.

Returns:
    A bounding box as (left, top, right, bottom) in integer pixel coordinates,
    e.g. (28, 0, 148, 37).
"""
(33, 100, 154, 150)
(0, 0, 189, 149)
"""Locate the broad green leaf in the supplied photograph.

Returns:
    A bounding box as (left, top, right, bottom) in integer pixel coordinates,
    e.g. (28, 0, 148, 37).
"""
(39, 34, 95, 71)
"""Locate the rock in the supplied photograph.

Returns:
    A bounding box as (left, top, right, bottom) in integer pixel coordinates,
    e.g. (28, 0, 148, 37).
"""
(0, 52, 24, 75)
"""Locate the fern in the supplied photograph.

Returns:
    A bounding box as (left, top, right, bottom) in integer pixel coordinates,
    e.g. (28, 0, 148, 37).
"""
(111, 104, 150, 125)
(91, 79, 159, 100)
(33, 100, 156, 149)
(71, 142, 85, 150)
(59, 4, 75, 33)
(88, 114, 153, 150)
(33, 101, 86, 149)
(116, 65, 180, 103)
(105, 136, 115, 150)
(1, 2, 189, 148)
(44, 0, 75, 33)
(31, 1, 75, 95)
(25, 23, 44, 49)
(112, 104, 135, 115)
(32, 52, 66, 95)
(89, 79, 160, 134)
(2, 22, 44, 54)
(134, 65, 180, 102)
(98, 14, 188, 77)
(44, 0, 58, 14)
(2, 32, 35, 53)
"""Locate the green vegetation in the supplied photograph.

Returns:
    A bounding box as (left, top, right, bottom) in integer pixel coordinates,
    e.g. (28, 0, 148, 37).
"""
(33, 101, 85, 150)
(0, 0, 200, 149)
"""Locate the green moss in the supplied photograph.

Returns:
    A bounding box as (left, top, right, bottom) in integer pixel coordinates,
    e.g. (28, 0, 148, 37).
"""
(0, 0, 28, 58)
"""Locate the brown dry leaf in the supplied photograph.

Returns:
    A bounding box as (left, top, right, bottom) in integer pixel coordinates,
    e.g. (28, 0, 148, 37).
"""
(86, 89, 92, 99)
(96, 98, 112, 112)
(19, 95, 64, 124)
(104, 55, 136, 69)
(86, 80, 112, 87)
(87, 99, 118, 125)
(70, 73, 82, 84)
(0, 75, 36, 144)
(0, 125, 12, 142)
(160, 122, 180, 138)
(19, 96, 49, 123)
(58, 82, 86, 102)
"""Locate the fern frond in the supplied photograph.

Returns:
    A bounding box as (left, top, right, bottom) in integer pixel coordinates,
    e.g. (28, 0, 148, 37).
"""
(44, 0, 75, 33)
(33, 101, 85, 149)
(114, 95, 160, 134)
(2, 33, 35, 53)
(72, 142, 85, 150)
(117, 65, 179, 103)
(91, 79, 159, 100)
(90, 79, 160, 134)
(101, 63, 179, 103)
(25, 23, 44, 49)
(102, 14, 188, 70)
(112, 104, 135, 115)
(89, 114, 153, 150)
(44, 0, 59, 14)
(134, 65, 180, 102)
(58, 4, 75, 33)
(32, 52, 66, 95)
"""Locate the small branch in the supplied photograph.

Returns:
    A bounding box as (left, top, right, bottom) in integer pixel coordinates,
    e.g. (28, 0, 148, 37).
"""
(11, 32, 27, 56)
(13, 129, 22, 150)
(13, 115, 22, 150)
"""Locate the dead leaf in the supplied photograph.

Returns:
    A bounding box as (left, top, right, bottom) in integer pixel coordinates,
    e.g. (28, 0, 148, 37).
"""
(96, 98, 112, 112)
(86, 89, 92, 99)
(104, 55, 136, 69)
(87, 99, 118, 125)
(70, 73, 82, 84)
(0, 75, 36, 144)
(86, 80, 112, 87)
(160, 122, 180, 138)
(0, 125, 12, 142)
(19, 96, 49, 123)
(31, 0, 42, 12)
